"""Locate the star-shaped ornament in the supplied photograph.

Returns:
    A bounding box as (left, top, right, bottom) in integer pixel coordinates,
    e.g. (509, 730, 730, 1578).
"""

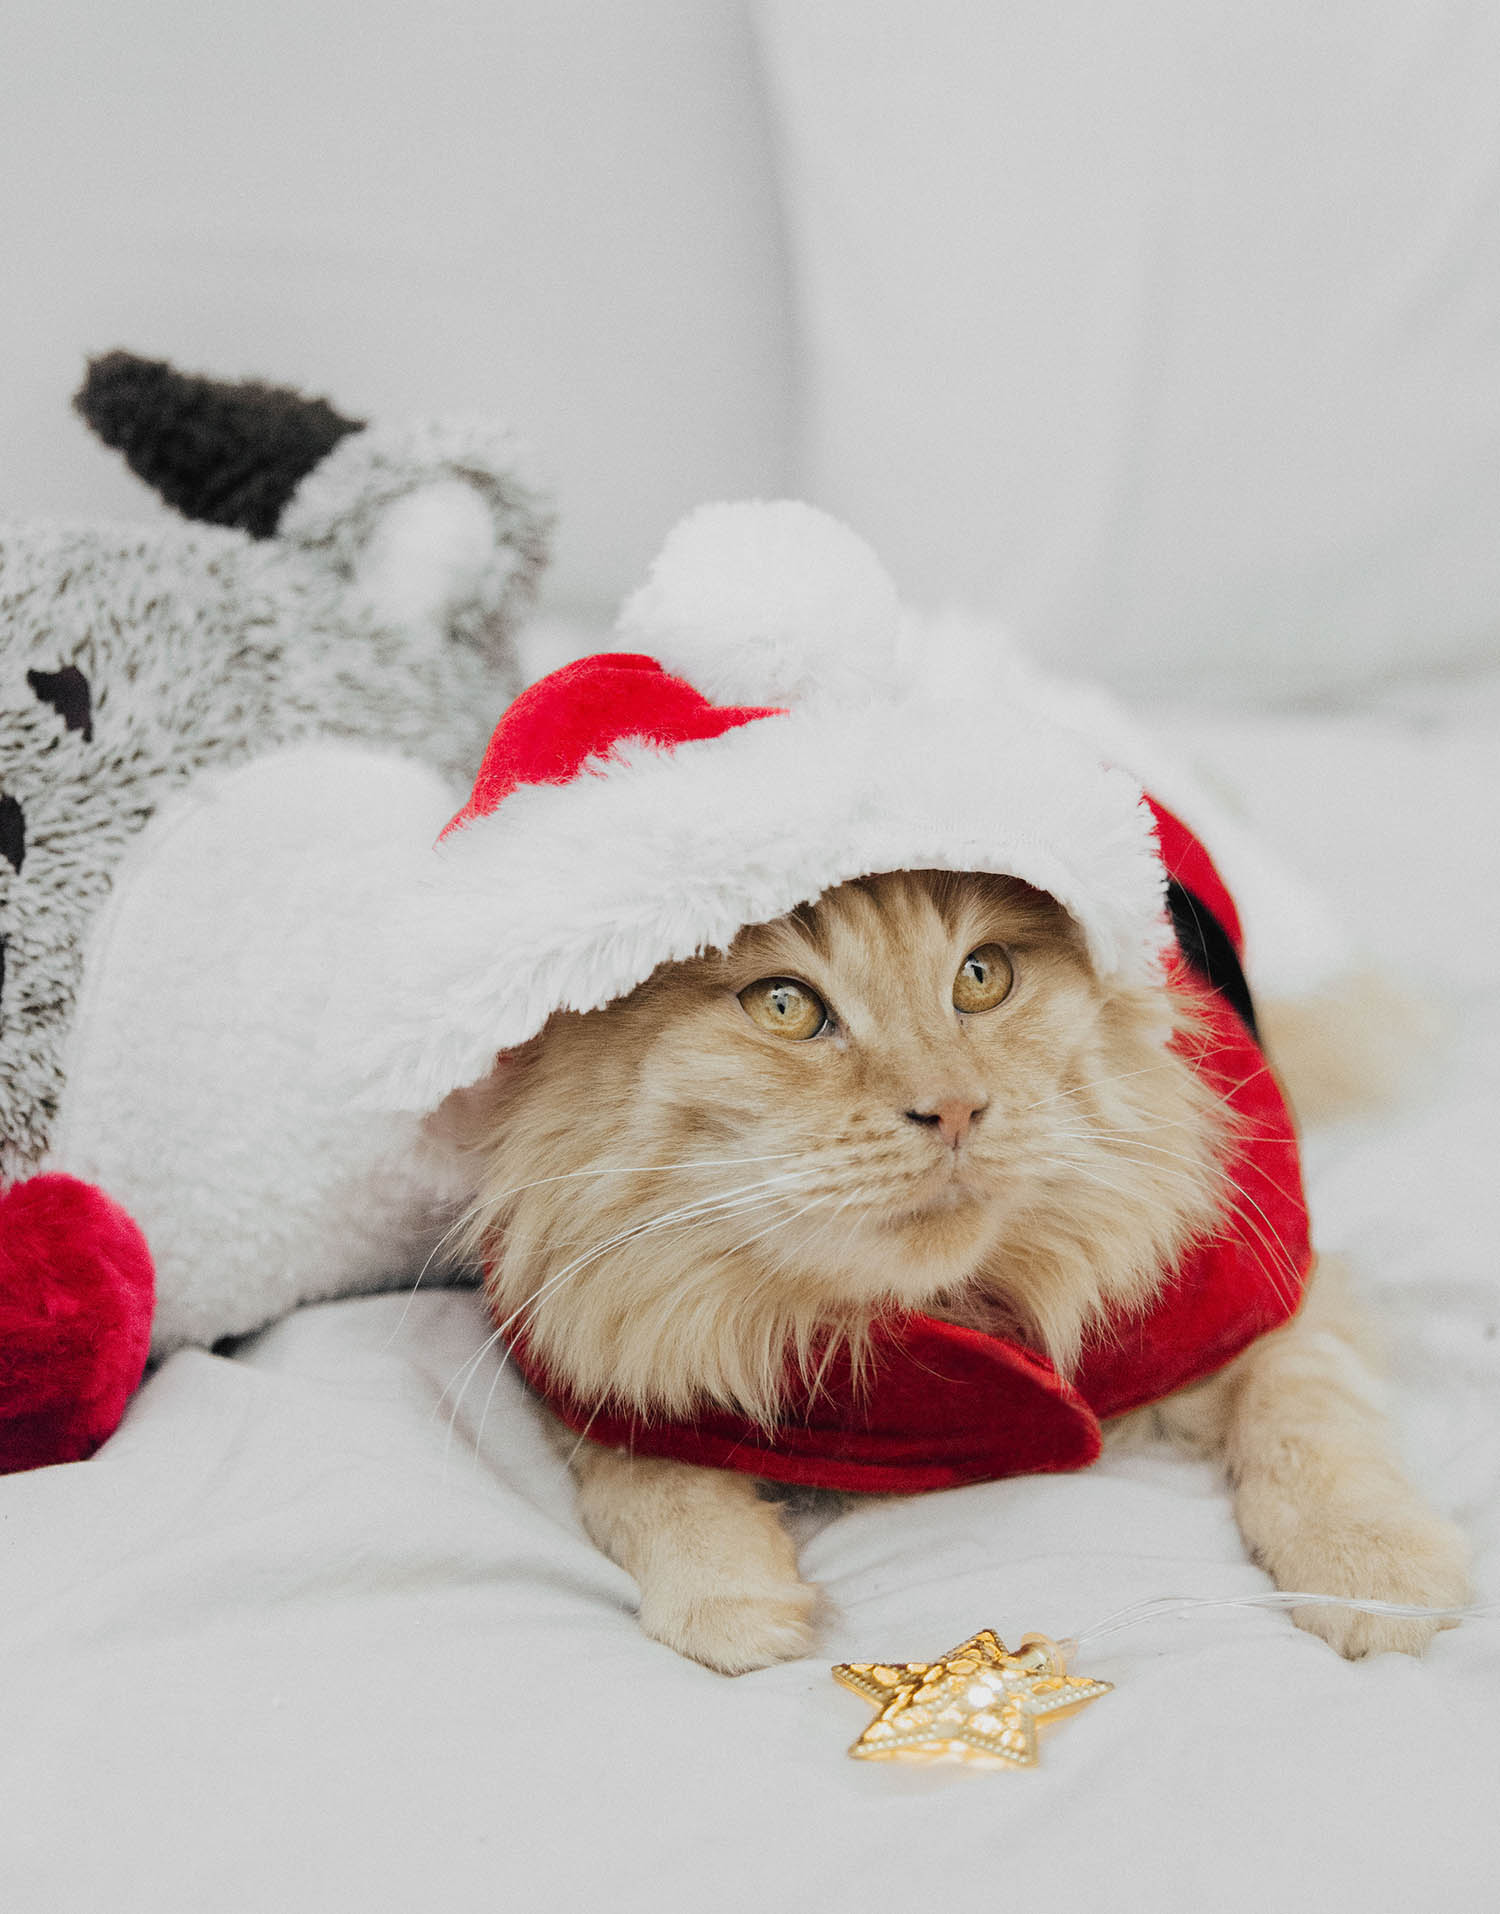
(833, 1629, 1111, 1769)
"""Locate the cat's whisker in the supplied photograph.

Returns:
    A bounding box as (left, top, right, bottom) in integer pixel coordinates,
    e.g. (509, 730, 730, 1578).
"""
(1040, 1125, 1232, 1217)
(1026, 1151, 1166, 1207)
(1048, 1120, 1299, 1272)
(718, 1194, 835, 1263)
(712, 1200, 840, 1337)
(381, 1205, 481, 1351)
(458, 1155, 815, 1270)
(1038, 1135, 1303, 1317)
(471, 1320, 523, 1463)
(1216, 1188, 1303, 1314)
(468, 1149, 806, 1218)
(512, 1165, 813, 1236)
(562, 1398, 612, 1470)
(779, 1187, 893, 1403)
(722, 1199, 847, 1323)
(1014, 1058, 1186, 1116)
(438, 1319, 513, 1478)
(451, 1174, 824, 1430)
(804, 1326, 852, 1408)
(1049, 1130, 1296, 1283)
(796, 1188, 863, 1262)
(724, 1204, 871, 1418)
(1054, 1110, 1293, 1144)
(482, 1167, 816, 1279)
(492, 1175, 817, 1332)
(1046, 1130, 1222, 1189)
(468, 1181, 792, 1454)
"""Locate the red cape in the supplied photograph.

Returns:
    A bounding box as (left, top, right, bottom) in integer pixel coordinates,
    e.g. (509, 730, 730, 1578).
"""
(510, 802, 1312, 1493)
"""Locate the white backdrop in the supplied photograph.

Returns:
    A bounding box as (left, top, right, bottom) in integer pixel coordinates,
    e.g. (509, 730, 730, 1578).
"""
(5, 2, 1500, 694)
(758, 0, 1500, 700)
(0, 0, 792, 617)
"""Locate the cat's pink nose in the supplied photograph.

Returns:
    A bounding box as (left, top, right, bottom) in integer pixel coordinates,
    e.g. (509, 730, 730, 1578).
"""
(906, 1095, 988, 1149)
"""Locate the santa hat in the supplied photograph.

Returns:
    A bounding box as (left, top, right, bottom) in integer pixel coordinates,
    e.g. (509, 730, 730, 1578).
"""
(345, 501, 1170, 1112)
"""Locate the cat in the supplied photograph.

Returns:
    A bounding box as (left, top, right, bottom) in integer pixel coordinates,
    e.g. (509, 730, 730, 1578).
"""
(457, 867, 1471, 1674)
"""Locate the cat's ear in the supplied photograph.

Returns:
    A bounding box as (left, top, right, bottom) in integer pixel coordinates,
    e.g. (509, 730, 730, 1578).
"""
(617, 500, 900, 707)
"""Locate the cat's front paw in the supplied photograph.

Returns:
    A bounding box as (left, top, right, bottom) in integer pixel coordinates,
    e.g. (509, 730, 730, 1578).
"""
(639, 1577, 820, 1675)
(1274, 1504, 1472, 1658)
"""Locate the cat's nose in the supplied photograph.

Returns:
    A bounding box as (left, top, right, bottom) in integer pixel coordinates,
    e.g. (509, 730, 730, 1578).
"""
(905, 1095, 989, 1149)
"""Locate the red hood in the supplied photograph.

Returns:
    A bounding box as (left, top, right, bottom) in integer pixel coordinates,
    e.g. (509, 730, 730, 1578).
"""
(507, 800, 1312, 1493)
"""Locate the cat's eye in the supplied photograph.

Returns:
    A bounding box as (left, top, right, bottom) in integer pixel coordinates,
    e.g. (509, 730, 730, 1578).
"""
(738, 977, 829, 1040)
(953, 943, 1014, 1014)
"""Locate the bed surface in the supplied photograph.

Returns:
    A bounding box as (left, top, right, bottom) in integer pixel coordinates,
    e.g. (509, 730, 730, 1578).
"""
(3, 674, 1497, 1912)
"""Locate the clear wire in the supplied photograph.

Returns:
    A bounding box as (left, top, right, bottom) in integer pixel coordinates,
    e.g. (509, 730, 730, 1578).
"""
(1059, 1590, 1500, 1660)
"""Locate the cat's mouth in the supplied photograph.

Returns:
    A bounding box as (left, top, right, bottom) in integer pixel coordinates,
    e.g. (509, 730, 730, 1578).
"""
(901, 1182, 980, 1216)
(878, 1165, 993, 1229)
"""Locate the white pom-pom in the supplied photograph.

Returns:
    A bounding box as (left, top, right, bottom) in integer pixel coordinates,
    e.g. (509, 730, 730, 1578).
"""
(617, 500, 901, 705)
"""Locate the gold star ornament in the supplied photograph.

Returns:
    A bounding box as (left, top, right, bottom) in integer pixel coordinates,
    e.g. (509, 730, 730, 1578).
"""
(832, 1629, 1112, 1769)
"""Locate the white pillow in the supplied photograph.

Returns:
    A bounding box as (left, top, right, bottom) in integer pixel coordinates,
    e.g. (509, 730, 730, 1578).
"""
(755, 0, 1500, 699)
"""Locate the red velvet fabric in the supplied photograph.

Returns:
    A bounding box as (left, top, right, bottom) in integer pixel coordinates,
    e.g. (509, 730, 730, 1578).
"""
(441, 652, 781, 839)
(0, 1175, 156, 1473)
(509, 802, 1312, 1493)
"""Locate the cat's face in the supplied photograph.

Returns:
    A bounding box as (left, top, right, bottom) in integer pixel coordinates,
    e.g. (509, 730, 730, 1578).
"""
(614, 873, 1104, 1282)
(466, 871, 1224, 1423)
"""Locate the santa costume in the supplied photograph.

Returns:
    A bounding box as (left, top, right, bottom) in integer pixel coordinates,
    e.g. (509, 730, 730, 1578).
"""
(349, 501, 1313, 1493)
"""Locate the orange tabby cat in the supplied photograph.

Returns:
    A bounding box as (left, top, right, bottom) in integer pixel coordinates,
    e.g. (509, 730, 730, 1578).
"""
(460, 870, 1470, 1674)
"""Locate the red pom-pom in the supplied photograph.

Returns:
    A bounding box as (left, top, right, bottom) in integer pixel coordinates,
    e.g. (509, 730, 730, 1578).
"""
(0, 1175, 155, 1473)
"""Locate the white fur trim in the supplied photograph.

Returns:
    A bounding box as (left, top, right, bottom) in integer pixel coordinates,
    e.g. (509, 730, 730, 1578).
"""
(899, 610, 1355, 996)
(49, 745, 472, 1354)
(618, 500, 901, 705)
(332, 689, 1168, 1113)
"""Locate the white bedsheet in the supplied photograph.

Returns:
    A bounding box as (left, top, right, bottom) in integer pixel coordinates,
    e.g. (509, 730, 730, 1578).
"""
(3, 681, 1497, 1913)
